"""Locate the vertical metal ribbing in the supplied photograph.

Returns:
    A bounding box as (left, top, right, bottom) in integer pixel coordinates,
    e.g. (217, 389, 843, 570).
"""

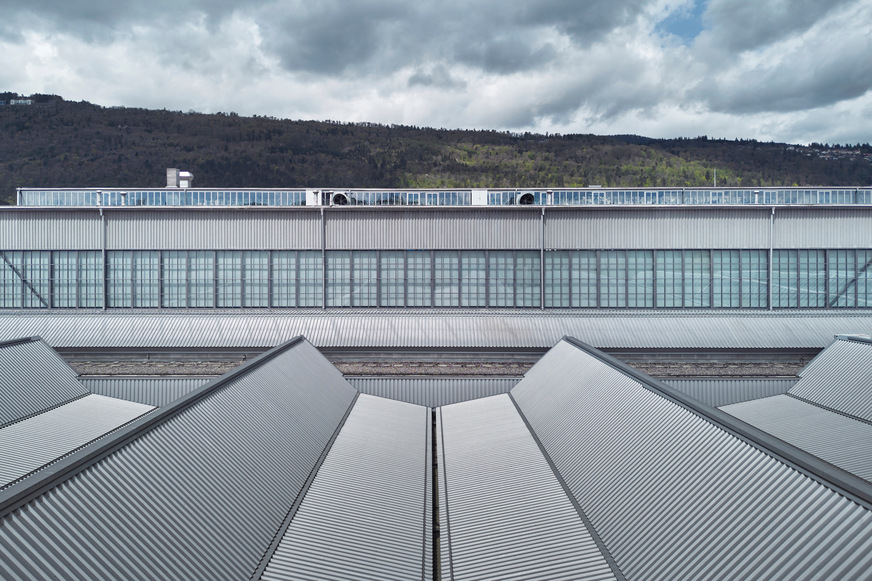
(101, 209, 107, 310)
(540, 207, 545, 310)
(769, 207, 775, 310)
(321, 208, 326, 309)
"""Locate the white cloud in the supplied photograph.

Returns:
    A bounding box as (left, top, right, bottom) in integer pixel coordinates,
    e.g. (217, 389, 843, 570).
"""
(0, 0, 870, 144)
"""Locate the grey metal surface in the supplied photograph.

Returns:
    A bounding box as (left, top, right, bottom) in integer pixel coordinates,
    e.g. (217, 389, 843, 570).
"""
(511, 339, 872, 580)
(325, 209, 541, 249)
(1, 310, 870, 350)
(106, 209, 321, 250)
(260, 395, 431, 581)
(348, 376, 519, 407)
(438, 394, 617, 581)
(722, 395, 872, 482)
(545, 208, 771, 249)
(774, 208, 872, 248)
(665, 377, 797, 407)
(82, 377, 210, 407)
(0, 394, 153, 488)
(0, 339, 358, 580)
(0, 337, 89, 427)
(0, 210, 101, 250)
(789, 338, 872, 422)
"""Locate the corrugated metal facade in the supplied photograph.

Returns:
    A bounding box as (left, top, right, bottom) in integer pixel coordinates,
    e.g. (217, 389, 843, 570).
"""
(774, 208, 872, 248)
(348, 376, 519, 407)
(0, 310, 866, 350)
(0, 210, 101, 250)
(0, 340, 358, 580)
(789, 339, 872, 422)
(325, 209, 541, 250)
(0, 338, 88, 427)
(106, 209, 322, 250)
(722, 395, 872, 482)
(438, 395, 617, 580)
(260, 395, 431, 581)
(545, 208, 771, 249)
(511, 340, 872, 580)
(665, 378, 797, 407)
(0, 394, 153, 488)
(5, 205, 870, 252)
(82, 377, 210, 407)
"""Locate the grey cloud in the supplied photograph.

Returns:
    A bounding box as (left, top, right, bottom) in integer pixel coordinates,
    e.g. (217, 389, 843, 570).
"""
(454, 37, 557, 74)
(700, 0, 856, 53)
(696, 22, 872, 114)
(521, 0, 650, 45)
(408, 66, 466, 89)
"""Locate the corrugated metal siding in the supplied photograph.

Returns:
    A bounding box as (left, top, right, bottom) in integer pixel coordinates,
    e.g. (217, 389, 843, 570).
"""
(0, 394, 153, 488)
(0, 211, 101, 250)
(325, 209, 541, 249)
(81, 377, 210, 407)
(438, 395, 617, 580)
(665, 378, 797, 407)
(0, 340, 358, 580)
(774, 208, 872, 248)
(511, 340, 872, 580)
(106, 210, 321, 250)
(721, 395, 872, 482)
(348, 377, 519, 407)
(545, 208, 770, 249)
(0, 310, 867, 350)
(789, 339, 872, 422)
(0, 338, 88, 427)
(260, 395, 430, 581)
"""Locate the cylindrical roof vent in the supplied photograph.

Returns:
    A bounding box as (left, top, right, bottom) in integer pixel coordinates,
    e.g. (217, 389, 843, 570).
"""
(331, 192, 349, 206)
(515, 192, 535, 205)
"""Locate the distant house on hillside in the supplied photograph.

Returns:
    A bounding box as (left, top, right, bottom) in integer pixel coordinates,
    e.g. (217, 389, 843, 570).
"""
(10, 99, 32, 105)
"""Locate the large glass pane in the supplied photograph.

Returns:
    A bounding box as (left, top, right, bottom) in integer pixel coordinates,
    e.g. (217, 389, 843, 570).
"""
(828, 250, 856, 308)
(515, 252, 540, 307)
(326, 251, 351, 307)
(488, 251, 514, 307)
(351, 251, 378, 307)
(434, 251, 459, 307)
(627, 251, 654, 308)
(545, 251, 571, 308)
(380, 251, 405, 307)
(162, 251, 187, 308)
(132, 251, 159, 307)
(600, 251, 627, 308)
(460, 252, 486, 307)
(216, 252, 243, 307)
(189, 251, 214, 307)
(407, 251, 432, 307)
(656, 251, 683, 308)
(243, 251, 269, 307)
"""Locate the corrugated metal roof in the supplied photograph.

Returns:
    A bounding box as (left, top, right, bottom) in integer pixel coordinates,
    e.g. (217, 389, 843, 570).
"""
(722, 395, 872, 482)
(260, 395, 431, 581)
(0, 339, 358, 580)
(0, 394, 153, 488)
(81, 377, 210, 407)
(438, 394, 617, 580)
(0, 337, 88, 427)
(665, 378, 797, 407)
(348, 376, 519, 407)
(789, 338, 872, 422)
(0, 310, 869, 350)
(511, 339, 872, 580)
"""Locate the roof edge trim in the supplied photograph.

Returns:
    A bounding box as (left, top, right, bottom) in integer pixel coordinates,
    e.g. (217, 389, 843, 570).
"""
(0, 335, 306, 519)
(560, 335, 872, 510)
(0, 335, 41, 349)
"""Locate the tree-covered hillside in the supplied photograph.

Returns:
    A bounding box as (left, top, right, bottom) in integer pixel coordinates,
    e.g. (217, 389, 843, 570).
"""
(1, 93, 870, 204)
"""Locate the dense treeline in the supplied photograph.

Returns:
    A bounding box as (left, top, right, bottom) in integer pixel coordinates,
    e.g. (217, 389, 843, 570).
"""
(1, 94, 871, 204)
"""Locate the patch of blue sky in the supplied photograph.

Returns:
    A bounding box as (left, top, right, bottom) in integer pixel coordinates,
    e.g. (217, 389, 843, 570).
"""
(656, 0, 708, 44)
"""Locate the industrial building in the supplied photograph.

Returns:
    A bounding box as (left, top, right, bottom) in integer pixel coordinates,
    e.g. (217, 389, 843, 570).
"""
(1, 179, 872, 578)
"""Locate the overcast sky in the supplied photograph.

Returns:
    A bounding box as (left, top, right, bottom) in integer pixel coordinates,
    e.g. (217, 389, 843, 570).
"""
(2, 0, 870, 144)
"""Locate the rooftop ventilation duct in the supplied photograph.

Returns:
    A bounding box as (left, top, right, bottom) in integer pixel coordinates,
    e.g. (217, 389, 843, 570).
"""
(166, 168, 194, 188)
(331, 192, 349, 206)
(515, 192, 535, 205)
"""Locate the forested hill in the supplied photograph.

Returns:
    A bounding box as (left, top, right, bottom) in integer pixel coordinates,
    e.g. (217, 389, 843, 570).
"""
(1, 93, 871, 204)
